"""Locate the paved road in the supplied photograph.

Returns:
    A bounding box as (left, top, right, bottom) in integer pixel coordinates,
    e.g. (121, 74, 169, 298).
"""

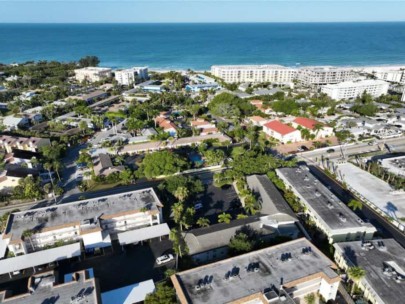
(309, 165, 405, 248)
(299, 136, 405, 163)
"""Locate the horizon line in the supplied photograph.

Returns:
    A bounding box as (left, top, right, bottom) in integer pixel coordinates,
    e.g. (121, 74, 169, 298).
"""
(1, 21, 405, 24)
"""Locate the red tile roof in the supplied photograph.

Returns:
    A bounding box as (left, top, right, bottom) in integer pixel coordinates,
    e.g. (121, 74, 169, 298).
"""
(293, 117, 323, 130)
(263, 120, 297, 135)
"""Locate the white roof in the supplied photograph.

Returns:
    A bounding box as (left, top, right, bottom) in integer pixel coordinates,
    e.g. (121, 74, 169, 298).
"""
(0, 237, 9, 259)
(3, 116, 26, 126)
(324, 79, 388, 88)
(83, 233, 112, 250)
(0, 243, 81, 275)
(102, 279, 155, 304)
(117, 223, 170, 245)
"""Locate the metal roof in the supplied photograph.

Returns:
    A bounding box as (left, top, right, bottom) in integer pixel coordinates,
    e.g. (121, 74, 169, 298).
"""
(0, 243, 81, 275)
(117, 223, 170, 245)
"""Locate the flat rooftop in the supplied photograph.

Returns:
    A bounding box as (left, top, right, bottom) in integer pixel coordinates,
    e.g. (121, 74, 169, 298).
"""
(381, 155, 405, 177)
(0, 270, 100, 304)
(277, 167, 374, 231)
(172, 238, 339, 304)
(334, 239, 405, 304)
(336, 162, 405, 225)
(212, 64, 293, 70)
(323, 79, 388, 88)
(4, 188, 162, 242)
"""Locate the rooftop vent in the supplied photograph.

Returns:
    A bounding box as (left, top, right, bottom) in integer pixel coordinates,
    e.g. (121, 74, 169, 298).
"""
(377, 241, 386, 248)
(281, 253, 292, 262)
(327, 201, 334, 209)
(304, 175, 309, 181)
(246, 262, 260, 273)
(302, 247, 312, 255)
(315, 191, 321, 197)
(338, 212, 346, 222)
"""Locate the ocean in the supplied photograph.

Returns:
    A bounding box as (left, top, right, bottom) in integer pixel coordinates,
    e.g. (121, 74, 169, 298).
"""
(0, 23, 405, 70)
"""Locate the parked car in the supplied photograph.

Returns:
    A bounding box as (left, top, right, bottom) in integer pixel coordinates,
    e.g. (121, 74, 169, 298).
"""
(326, 148, 335, 153)
(194, 202, 203, 211)
(156, 254, 174, 265)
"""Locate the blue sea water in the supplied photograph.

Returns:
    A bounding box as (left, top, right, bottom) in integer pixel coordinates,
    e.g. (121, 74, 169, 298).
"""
(0, 23, 405, 70)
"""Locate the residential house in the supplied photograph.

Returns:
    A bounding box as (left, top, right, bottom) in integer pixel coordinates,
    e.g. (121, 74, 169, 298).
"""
(292, 117, 334, 139)
(263, 120, 301, 143)
(246, 116, 269, 126)
(155, 116, 177, 137)
(2, 115, 29, 130)
(0, 135, 51, 153)
(93, 153, 125, 177)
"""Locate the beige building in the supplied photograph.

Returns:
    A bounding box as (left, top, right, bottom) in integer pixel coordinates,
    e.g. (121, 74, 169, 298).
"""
(74, 67, 112, 82)
(334, 239, 405, 304)
(0, 269, 101, 304)
(2, 188, 166, 256)
(0, 135, 50, 153)
(276, 166, 376, 243)
(172, 238, 340, 304)
(297, 66, 355, 86)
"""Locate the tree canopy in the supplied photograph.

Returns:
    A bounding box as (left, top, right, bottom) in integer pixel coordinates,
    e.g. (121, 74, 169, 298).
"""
(137, 151, 190, 179)
(208, 93, 254, 118)
(78, 56, 100, 68)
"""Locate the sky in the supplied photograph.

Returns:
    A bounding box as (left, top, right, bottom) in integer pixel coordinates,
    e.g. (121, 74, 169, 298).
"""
(0, 1, 405, 23)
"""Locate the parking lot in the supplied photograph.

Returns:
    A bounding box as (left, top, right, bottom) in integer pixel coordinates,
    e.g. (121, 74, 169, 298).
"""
(196, 183, 242, 223)
(58, 239, 174, 292)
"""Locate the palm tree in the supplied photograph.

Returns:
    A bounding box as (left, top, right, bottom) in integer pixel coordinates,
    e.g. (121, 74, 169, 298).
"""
(52, 160, 63, 181)
(196, 217, 210, 228)
(218, 213, 232, 224)
(43, 162, 54, 187)
(22, 229, 35, 252)
(171, 202, 184, 230)
(244, 195, 257, 215)
(348, 199, 363, 211)
(347, 266, 366, 295)
(174, 187, 189, 203)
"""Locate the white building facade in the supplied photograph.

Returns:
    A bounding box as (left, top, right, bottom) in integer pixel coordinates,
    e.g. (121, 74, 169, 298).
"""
(74, 67, 112, 82)
(115, 67, 148, 86)
(211, 65, 297, 83)
(321, 80, 389, 100)
(297, 66, 356, 86)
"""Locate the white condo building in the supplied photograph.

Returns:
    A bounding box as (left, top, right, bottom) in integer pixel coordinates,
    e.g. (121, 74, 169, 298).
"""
(210, 65, 297, 83)
(74, 67, 112, 82)
(321, 79, 389, 100)
(297, 66, 355, 86)
(115, 67, 149, 86)
(2, 188, 166, 256)
(360, 66, 405, 84)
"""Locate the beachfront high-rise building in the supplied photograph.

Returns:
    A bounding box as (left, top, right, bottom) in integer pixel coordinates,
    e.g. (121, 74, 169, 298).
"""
(115, 67, 149, 86)
(321, 79, 389, 100)
(74, 67, 112, 83)
(210, 65, 297, 83)
(297, 66, 356, 86)
(360, 66, 405, 84)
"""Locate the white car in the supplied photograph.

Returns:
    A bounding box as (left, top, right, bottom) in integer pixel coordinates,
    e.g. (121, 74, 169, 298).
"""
(156, 254, 174, 265)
